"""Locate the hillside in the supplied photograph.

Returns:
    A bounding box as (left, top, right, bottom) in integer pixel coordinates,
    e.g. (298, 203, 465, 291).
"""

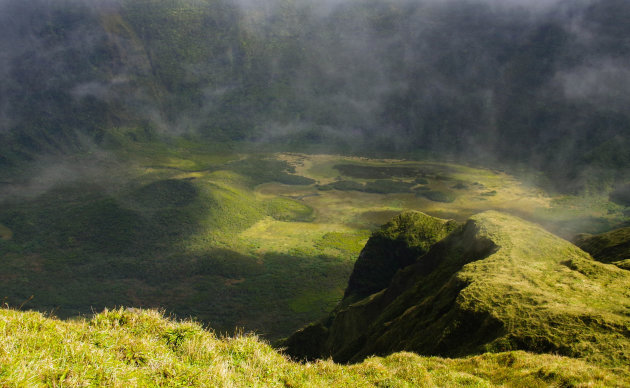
(284, 211, 630, 368)
(2, 151, 626, 340)
(1, 0, 630, 383)
(342, 211, 458, 305)
(1, 0, 630, 191)
(0, 307, 628, 387)
(575, 226, 630, 270)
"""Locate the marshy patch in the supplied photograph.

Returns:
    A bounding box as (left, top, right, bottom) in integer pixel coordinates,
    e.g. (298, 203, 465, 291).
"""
(317, 180, 364, 192)
(419, 190, 457, 203)
(363, 180, 415, 194)
(334, 164, 420, 179)
(317, 179, 415, 194)
(333, 163, 453, 178)
(227, 157, 316, 186)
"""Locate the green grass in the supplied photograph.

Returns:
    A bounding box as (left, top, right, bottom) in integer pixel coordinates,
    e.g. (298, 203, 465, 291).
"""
(285, 211, 630, 368)
(0, 307, 627, 387)
(1, 148, 630, 385)
(265, 197, 315, 222)
(1, 149, 628, 342)
(575, 226, 630, 269)
(419, 189, 457, 203)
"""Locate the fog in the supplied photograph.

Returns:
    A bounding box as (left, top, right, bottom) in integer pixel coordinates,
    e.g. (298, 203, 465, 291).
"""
(0, 0, 629, 193)
(0, 0, 629, 345)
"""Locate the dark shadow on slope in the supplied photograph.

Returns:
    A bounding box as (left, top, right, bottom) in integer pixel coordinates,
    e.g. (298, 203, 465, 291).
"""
(0, 178, 211, 318)
(574, 226, 630, 270)
(283, 218, 499, 363)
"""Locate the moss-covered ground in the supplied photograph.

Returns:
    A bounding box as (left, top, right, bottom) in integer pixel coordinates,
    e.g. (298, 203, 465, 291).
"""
(0, 307, 627, 387)
(0, 139, 628, 340)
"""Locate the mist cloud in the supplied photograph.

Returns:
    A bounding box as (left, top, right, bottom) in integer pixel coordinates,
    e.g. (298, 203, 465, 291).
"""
(0, 0, 628, 193)
(558, 59, 630, 109)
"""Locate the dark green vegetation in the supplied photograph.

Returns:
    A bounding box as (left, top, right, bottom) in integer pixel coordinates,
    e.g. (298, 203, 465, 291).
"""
(1, 0, 630, 384)
(284, 211, 630, 370)
(343, 211, 457, 304)
(575, 227, 630, 270)
(0, 152, 354, 338)
(131, 179, 198, 208)
(1, 0, 630, 193)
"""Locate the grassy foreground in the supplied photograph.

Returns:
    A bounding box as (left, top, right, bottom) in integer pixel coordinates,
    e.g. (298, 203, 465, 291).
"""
(0, 308, 627, 387)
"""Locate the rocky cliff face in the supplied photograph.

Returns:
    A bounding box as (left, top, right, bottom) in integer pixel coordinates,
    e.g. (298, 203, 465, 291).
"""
(284, 211, 630, 368)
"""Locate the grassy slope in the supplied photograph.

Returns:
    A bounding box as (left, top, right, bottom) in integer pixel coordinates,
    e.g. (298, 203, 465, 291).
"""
(575, 227, 630, 270)
(285, 211, 630, 369)
(1, 148, 628, 340)
(0, 307, 627, 387)
(342, 211, 458, 304)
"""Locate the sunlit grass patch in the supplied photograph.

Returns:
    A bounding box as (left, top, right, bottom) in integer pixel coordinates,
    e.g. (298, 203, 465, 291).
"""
(0, 308, 627, 387)
(1, 149, 629, 344)
(315, 231, 372, 255)
(265, 197, 315, 222)
(239, 218, 366, 259)
(0, 224, 12, 240)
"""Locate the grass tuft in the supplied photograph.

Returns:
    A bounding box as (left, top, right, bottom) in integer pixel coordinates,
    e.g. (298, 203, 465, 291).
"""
(0, 307, 627, 387)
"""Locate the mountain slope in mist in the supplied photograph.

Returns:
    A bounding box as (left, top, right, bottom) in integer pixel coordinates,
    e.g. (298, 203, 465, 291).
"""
(1, 0, 630, 191)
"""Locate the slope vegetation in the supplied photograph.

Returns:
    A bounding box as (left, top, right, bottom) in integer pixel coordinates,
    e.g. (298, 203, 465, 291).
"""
(0, 308, 627, 387)
(575, 227, 630, 270)
(1, 151, 628, 341)
(284, 211, 630, 368)
(342, 211, 458, 305)
(2, 0, 630, 191)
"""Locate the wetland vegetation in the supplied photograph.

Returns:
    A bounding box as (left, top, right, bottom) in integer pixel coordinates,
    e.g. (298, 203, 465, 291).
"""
(2, 142, 627, 339)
